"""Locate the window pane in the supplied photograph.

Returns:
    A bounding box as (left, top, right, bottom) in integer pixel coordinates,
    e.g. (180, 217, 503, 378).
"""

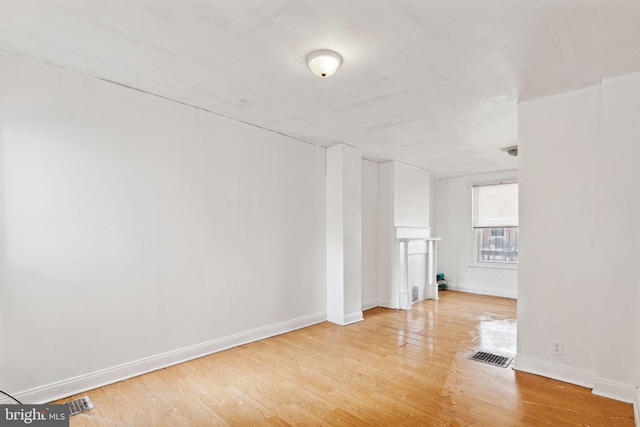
(479, 227, 518, 263)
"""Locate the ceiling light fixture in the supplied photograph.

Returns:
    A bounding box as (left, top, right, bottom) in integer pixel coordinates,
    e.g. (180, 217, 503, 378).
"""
(306, 50, 342, 78)
(501, 145, 518, 157)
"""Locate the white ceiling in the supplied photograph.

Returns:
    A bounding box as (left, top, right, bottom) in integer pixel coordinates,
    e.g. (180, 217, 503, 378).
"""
(1, 1, 639, 178)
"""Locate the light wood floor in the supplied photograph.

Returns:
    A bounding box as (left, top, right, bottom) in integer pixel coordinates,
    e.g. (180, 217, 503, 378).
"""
(57, 291, 635, 426)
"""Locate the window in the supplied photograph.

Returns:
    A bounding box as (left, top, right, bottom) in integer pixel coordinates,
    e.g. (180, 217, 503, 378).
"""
(472, 182, 518, 265)
(478, 227, 518, 263)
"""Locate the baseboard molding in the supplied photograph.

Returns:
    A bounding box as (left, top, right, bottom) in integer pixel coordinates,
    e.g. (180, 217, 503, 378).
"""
(378, 299, 396, 309)
(634, 393, 639, 427)
(592, 378, 637, 404)
(0, 311, 327, 405)
(513, 355, 596, 389)
(446, 284, 517, 299)
(361, 299, 379, 311)
(327, 311, 364, 326)
(343, 311, 364, 325)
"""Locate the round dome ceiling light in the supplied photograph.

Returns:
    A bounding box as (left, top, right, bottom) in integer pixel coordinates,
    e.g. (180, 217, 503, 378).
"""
(306, 50, 342, 78)
(501, 145, 518, 157)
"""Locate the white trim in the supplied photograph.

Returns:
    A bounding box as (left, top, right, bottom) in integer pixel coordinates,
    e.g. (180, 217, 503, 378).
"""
(410, 296, 431, 305)
(466, 174, 518, 187)
(343, 311, 364, 325)
(592, 378, 637, 403)
(0, 312, 326, 405)
(633, 395, 639, 427)
(327, 311, 364, 326)
(469, 228, 518, 269)
(445, 285, 517, 300)
(514, 356, 638, 406)
(513, 355, 596, 389)
(469, 261, 518, 271)
(378, 299, 396, 309)
(395, 227, 431, 239)
(361, 299, 379, 311)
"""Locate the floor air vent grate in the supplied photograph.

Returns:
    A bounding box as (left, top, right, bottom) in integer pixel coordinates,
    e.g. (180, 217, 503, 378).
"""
(469, 351, 512, 368)
(67, 395, 94, 416)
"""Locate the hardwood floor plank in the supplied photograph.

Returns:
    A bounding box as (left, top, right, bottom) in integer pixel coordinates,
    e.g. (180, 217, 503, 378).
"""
(55, 291, 634, 426)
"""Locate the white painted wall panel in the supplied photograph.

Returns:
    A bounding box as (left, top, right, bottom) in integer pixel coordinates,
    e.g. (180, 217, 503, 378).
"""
(326, 144, 362, 324)
(361, 160, 379, 310)
(326, 146, 345, 322)
(517, 85, 600, 377)
(435, 173, 518, 299)
(377, 161, 432, 308)
(342, 147, 362, 320)
(517, 72, 640, 402)
(593, 72, 640, 399)
(377, 162, 396, 308)
(394, 163, 430, 227)
(0, 51, 327, 396)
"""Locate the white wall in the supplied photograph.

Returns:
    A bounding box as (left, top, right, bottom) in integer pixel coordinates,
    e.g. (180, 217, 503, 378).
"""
(593, 73, 640, 402)
(378, 161, 431, 308)
(429, 178, 436, 236)
(0, 51, 327, 402)
(361, 159, 379, 310)
(435, 173, 518, 299)
(394, 162, 430, 227)
(326, 144, 362, 325)
(516, 71, 640, 403)
(377, 162, 396, 307)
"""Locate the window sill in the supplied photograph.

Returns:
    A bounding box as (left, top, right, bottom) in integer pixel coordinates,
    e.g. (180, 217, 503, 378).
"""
(469, 262, 518, 270)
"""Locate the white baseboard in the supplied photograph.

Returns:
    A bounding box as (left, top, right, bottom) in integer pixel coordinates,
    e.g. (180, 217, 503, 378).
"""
(327, 311, 364, 326)
(0, 311, 326, 405)
(446, 284, 517, 299)
(634, 392, 639, 427)
(361, 299, 379, 311)
(378, 299, 396, 309)
(513, 355, 596, 389)
(514, 355, 637, 405)
(592, 378, 637, 404)
(343, 311, 364, 325)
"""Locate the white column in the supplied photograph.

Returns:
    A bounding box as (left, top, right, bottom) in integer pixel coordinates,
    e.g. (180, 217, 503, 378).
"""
(399, 240, 411, 309)
(326, 144, 363, 325)
(426, 240, 439, 300)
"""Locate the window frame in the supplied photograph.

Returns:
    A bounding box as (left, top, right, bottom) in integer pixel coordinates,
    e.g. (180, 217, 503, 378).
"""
(469, 180, 519, 269)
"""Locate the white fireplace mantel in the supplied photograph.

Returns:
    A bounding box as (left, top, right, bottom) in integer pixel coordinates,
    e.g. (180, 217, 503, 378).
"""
(395, 227, 442, 310)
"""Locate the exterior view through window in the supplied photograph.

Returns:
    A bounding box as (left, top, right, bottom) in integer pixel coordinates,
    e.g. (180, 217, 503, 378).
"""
(472, 182, 518, 265)
(478, 227, 518, 263)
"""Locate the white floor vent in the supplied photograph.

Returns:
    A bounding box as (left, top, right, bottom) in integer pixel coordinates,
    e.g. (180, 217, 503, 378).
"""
(469, 351, 512, 368)
(67, 395, 94, 416)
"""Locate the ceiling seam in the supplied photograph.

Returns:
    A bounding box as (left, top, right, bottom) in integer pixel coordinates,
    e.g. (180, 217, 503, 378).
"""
(0, 47, 321, 149)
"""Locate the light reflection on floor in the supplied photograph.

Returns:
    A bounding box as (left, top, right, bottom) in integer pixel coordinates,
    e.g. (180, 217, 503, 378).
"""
(471, 315, 517, 358)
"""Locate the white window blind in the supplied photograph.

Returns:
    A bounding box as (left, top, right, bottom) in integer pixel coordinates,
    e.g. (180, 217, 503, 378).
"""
(472, 182, 518, 228)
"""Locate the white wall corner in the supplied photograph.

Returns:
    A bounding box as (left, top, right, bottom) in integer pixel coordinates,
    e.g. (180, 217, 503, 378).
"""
(361, 299, 379, 311)
(377, 299, 395, 310)
(326, 312, 344, 325)
(327, 311, 363, 326)
(0, 312, 326, 405)
(592, 378, 637, 404)
(343, 311, 364, 326)
(513, 355, 596, 389)
(326, 143, 362, 325)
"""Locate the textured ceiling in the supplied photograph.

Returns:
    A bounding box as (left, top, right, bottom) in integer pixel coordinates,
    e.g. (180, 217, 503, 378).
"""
(1, 1, 639, 178)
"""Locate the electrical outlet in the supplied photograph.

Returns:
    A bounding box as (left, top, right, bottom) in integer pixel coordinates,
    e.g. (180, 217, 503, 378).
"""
(552, 340, 564, 356)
